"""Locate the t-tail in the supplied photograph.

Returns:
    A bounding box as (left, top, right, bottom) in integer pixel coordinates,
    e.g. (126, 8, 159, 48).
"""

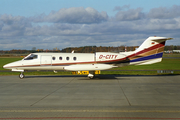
(128, 36, 173, 65)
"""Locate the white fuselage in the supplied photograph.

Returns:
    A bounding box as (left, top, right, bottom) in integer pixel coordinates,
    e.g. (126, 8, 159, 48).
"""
(3, 52, 127, 72)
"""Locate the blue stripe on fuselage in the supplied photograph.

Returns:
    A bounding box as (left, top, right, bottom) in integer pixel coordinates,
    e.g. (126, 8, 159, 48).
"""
(130, 52, 163, 63)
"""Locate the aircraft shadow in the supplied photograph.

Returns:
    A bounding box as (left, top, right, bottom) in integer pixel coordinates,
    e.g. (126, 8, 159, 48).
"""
(25, 74, 178, 80)
(25, 74, 117, 79)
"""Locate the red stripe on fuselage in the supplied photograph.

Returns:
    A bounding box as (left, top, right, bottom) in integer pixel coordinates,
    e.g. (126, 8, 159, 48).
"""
(5, 57, 127, 69)
(127, 42, 165, 58)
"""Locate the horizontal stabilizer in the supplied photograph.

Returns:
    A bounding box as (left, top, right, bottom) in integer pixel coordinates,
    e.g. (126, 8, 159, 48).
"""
(151, 37, 173, 41)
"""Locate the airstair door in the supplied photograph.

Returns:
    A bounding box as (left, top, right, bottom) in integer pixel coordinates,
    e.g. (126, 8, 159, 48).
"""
(40, 55, 52, 66)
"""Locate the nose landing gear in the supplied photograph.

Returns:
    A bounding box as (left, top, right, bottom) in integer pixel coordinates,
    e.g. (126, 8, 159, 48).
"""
(19, 72, 25, 79)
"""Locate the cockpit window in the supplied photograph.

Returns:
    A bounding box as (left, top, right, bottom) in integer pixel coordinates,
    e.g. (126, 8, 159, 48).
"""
(24, 54, 38, 60)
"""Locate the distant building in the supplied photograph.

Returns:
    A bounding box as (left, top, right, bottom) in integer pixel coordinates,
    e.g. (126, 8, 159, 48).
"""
(164, 50, 180, 53)
(173, 50, 180, 53)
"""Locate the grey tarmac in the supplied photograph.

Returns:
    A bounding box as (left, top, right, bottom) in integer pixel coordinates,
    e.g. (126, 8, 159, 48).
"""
(0, 75, 180, 120)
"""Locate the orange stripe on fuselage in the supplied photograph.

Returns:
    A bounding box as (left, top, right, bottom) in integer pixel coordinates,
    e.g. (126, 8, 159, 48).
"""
(128, 41, 165, 60)
(130, 46, 164, 60)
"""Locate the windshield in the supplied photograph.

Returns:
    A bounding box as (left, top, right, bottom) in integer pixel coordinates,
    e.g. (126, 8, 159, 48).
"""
(24, 54, 38, 60)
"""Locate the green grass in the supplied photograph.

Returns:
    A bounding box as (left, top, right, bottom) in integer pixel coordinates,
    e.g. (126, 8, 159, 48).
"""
(0, 55, 180, 76)
(163, 53, 180, 57)
(0, 57, 22, 70)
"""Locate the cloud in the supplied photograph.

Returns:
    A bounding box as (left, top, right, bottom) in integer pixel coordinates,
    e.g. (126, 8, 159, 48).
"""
(30, 7, 108, 24)
(0, 14, 24, 24)
(114, 5, 180, 21)
(113, 5, 130, 11)
(48, 7, 108, 23)
(115, 8, 144, 21)
(148, 5, 180, 19)
(0, 14, 31, 37)
(0, 6, 180, 50)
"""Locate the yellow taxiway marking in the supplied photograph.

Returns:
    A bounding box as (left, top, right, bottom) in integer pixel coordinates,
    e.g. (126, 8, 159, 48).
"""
(0, 110, 180, 113)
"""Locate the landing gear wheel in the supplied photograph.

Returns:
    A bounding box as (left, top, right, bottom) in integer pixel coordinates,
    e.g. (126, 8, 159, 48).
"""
(88, 76, 94, 79)
(19, 73, 25, 79)
(88, 73, 94, 79)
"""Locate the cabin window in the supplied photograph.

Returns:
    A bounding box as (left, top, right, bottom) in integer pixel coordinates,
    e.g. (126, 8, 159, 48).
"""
(52, 57, 56, 60)
(66, 57, 69, 60)
(24, 54, 38, 60)
(59, 57, 62, 60)
(73, 57, 77, 61)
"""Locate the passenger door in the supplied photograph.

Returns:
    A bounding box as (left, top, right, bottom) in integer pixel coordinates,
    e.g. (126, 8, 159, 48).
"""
(40, 55, 52, 66)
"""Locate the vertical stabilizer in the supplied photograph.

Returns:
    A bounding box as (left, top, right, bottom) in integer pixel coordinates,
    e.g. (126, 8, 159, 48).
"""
(130, 36, 173, 65)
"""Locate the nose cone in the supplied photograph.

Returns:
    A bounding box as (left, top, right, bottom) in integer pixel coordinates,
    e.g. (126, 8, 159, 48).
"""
(3, 63, 11, 69)
(3, 60, 22, 70)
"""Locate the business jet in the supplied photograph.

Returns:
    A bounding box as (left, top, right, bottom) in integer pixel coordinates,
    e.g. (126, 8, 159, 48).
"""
(3, 36, 172, 79)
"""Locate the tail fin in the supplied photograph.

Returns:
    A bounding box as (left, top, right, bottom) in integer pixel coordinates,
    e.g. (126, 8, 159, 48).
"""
(130, 36, 173, 65)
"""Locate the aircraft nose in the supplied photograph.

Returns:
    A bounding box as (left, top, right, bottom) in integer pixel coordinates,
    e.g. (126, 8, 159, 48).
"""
(3, 64, 9, 69)
(3, 63, 13, 69)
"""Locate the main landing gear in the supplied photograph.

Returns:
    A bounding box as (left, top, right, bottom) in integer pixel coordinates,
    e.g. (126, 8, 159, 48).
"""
(19, 72, 25, 79)
(88, 72, 95, 79)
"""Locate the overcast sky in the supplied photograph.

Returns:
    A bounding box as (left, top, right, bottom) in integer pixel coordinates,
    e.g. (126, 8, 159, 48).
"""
(0, 0, 180, 50)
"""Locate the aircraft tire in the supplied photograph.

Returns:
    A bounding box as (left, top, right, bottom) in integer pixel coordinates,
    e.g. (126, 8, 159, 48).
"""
(19, 73, 25, 79)
(88, 76, 94, 79)
(88, 72, 95, 79)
